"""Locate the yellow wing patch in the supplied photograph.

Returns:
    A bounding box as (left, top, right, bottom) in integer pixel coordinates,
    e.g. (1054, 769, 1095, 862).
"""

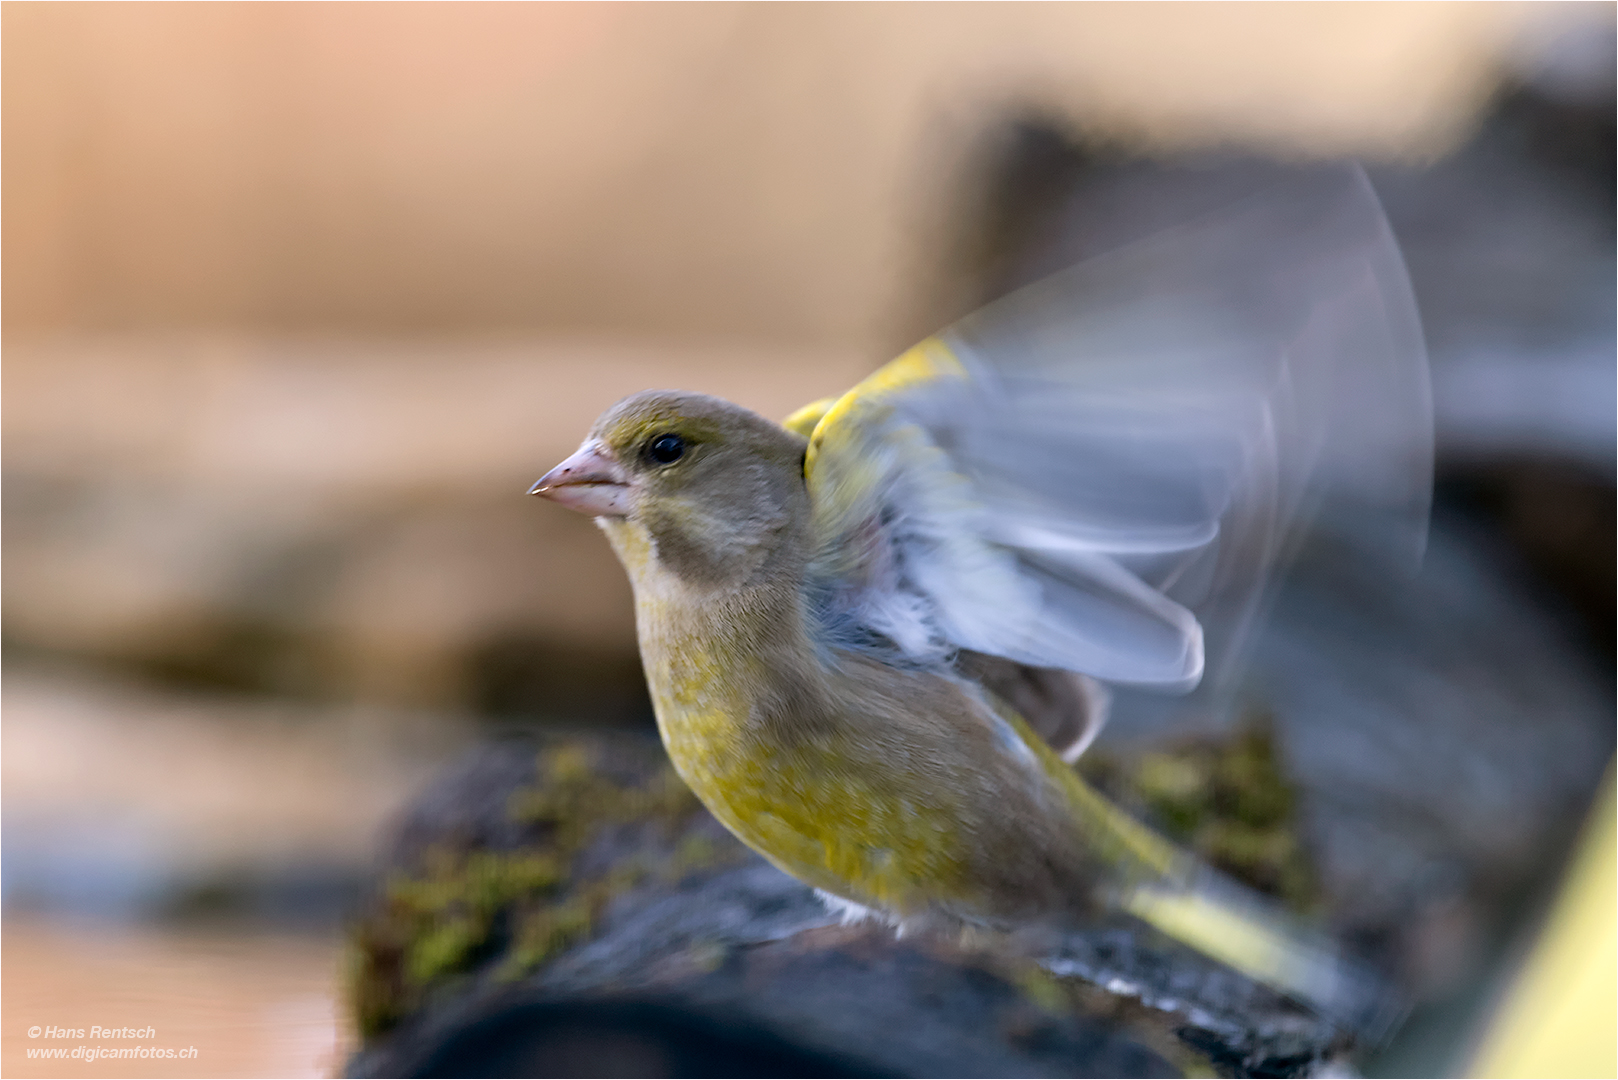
(783, 397, 838, 438)
(800, 338, 967, 476)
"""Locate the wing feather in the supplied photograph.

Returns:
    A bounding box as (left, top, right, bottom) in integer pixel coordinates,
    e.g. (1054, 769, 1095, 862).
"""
(798, 165, 1430, 693)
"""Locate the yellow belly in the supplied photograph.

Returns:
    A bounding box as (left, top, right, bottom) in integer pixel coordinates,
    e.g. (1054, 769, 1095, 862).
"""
(650, 686, 971, 917)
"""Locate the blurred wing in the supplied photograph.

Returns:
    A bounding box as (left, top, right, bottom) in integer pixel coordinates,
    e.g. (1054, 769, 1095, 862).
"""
(799, 164, 1430, 691)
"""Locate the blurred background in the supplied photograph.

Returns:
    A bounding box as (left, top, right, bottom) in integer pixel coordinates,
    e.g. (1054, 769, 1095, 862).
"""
(3, 3, 1612, 1077)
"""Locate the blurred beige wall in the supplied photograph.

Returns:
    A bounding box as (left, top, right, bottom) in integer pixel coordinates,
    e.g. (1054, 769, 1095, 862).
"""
(2, 2, 1565, 352)
(3, 1, 1599, 713)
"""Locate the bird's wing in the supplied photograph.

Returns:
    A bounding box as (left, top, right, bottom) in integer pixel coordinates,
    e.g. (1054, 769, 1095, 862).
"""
(796, 164, 1430, 692)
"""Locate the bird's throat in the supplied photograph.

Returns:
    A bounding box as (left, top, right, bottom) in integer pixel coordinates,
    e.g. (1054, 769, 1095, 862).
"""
(597, 516, 867, 884)
(598, 513, 820, 750)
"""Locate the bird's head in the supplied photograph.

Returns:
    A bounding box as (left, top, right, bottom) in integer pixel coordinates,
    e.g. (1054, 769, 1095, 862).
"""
(531, 390, 810, 589)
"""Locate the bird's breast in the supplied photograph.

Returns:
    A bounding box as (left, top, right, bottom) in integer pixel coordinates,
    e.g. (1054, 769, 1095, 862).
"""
(637, 624, 978, 917)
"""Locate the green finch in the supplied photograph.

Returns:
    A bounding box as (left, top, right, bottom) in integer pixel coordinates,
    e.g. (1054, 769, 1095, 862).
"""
(531, 166, 1429, 1036)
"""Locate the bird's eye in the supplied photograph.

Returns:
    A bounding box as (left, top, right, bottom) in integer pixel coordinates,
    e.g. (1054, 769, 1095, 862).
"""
(645, 432, 687, 465)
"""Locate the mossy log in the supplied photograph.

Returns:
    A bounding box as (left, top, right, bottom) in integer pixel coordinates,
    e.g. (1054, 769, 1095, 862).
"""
(345, 733, 1353, 1079)
(344, 517, 1613, 1078)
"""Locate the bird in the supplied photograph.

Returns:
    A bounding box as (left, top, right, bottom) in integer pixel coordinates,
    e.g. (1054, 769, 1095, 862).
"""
(530, 164, 1430, 1036)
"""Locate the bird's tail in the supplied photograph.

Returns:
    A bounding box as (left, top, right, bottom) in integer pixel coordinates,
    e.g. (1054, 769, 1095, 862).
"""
(1120, 866, 1403, 1040)
(1043, 722, 1402, 1038)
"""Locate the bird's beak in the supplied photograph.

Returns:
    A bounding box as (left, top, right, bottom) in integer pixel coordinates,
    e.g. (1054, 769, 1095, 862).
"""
(529, 441, 632, 517)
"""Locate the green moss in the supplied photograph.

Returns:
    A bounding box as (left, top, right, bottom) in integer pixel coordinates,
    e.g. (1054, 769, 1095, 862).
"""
(507, 745, 699, 845)
(501, 894, 596, 979)
(406, 914, 485, 986)
(1086, 716, 1319, 912)
(1132, 754, 1207, 834)
(346, 738, 724, 1039)
(375, 849, 566, 990)
(1012, 963, 1069, 1016)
